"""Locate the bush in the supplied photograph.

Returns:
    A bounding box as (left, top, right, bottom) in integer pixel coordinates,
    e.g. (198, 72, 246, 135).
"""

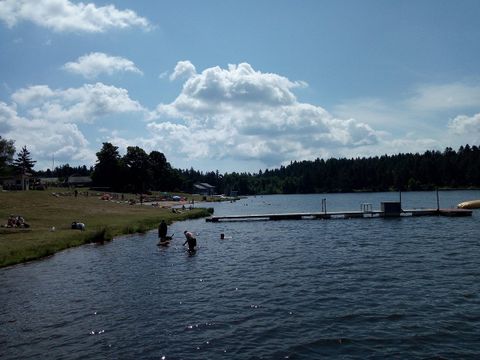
(89, 227, 113, 243)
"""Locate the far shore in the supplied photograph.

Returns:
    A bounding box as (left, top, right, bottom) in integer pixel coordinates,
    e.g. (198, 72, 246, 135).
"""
(0, 188, 214, 268)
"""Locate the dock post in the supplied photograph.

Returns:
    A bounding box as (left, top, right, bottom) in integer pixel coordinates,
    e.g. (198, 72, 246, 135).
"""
(321, 198, 327, 214)
(436, 188, 440, 211)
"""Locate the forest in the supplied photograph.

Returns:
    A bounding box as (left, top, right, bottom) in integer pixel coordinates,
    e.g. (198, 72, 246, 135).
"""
(41, 143, 480, 195)
(2, 136, 480, 195)
(197, 144, 480, 195)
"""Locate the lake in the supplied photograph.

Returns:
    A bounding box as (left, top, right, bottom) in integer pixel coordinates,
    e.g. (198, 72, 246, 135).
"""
(1, 191, 480, 359)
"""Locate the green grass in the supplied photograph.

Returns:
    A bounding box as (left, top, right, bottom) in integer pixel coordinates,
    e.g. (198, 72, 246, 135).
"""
(0, 188, 211, 268)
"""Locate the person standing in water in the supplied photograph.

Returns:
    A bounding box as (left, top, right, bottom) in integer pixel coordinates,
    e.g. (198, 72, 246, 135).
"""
(183, 230, 197, 252)
(158, 220, 168, 242)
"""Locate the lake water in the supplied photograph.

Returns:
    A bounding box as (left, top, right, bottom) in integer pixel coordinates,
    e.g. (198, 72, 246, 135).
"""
(1, 191, 480, 359)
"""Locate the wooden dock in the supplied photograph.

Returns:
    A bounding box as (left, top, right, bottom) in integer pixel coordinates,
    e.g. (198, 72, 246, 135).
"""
(206, 208, 472, 222)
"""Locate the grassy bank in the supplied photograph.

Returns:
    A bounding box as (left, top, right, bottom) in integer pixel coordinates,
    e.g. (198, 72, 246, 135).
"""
(0, 189, 211, 268)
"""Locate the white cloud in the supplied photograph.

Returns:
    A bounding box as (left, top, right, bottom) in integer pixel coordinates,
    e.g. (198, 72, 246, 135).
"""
(332, 82, 480, 157)
(4, 82, 146, 169)
(407, 83, 480, 111)
(0, 101, 16, 133)
(335, 83, 480, 134)
(150, 65, 480, 170)
(0, 101, 94, 168)
(174, 63, 301, 108)
(449, 113, 480, 138)
(63, 52, 143, 79)
(150, 62, 381, 167)
(0, 0, 151, 33)
(170, 60, 196, 81)
(6, 60, 478, 172)
(11, 85, 55, 104)
(12, 82, 145, 123)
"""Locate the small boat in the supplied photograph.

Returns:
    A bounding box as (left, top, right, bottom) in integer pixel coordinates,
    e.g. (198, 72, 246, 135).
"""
(457, 200, 480, 209)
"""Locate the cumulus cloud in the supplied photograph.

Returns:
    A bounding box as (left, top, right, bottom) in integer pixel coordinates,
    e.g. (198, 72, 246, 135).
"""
(150, 62, 380, 167)
(3, 82, 147, 169)
(0, 0, 151, 33)
(449, 113, 480, 137)
(11, 85, 55, 104)
(173, 63, 302, 109)
(63, 52, 143, 79)
(170, 60, 196, 81)
(0, 101, 94, 168)
(9, 60, 475, 172)
(12, 82, 145, 123)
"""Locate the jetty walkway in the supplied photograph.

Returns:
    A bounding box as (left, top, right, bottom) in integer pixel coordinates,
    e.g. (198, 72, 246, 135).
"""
(206, 208, 472, 222)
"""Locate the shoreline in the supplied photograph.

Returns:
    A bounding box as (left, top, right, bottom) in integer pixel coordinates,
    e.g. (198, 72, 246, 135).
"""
(1, 208, 210, 269)
(0, 190, 212, 268)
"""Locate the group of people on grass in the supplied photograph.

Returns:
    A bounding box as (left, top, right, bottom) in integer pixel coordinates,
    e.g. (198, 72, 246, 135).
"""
(3, 215, 30, 228)
(158, 219, 197, 252)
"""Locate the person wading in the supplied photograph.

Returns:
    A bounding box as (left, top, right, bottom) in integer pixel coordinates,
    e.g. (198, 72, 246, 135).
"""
(183, 231, 197, 252)
(158, 220, 168, 242)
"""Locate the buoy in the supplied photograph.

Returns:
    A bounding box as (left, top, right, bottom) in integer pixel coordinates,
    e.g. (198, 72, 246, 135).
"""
(457, 200, 480, 209)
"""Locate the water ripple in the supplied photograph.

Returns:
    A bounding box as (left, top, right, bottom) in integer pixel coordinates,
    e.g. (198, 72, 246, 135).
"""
(2, 192, 480, 359)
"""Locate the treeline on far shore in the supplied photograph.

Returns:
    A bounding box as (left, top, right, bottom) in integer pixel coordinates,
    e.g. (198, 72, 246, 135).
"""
(248, 144, 480, 194)
(32, 143, 480, 196)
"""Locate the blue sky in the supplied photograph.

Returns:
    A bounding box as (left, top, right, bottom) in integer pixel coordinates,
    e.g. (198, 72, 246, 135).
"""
(1, 0, 480, 173)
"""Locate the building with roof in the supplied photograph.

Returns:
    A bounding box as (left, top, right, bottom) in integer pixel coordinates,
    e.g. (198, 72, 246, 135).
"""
(67, 175, 92, 187)
(0, 172, 32, 190)
(37, 177, 62, 186)
(193, 182, 216, 196)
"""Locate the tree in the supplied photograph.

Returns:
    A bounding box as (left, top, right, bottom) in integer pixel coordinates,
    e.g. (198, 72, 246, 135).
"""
(122, 146, 151, 193)
(0, 136, 15, 175)
(149, 150, 172, 191)
(13, 145, 36, 174)
(92, 142, 122, 190)
(36, 164, 93, 178)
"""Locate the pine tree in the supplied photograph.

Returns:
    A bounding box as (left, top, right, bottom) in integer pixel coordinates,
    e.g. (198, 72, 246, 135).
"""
(14, 146, 36, 174)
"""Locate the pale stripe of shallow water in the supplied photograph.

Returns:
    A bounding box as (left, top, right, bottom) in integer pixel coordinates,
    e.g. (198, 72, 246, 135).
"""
(1, 191, 480, 359)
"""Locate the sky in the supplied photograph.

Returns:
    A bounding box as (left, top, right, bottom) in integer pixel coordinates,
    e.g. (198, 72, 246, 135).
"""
(1, 0, 480, 173)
